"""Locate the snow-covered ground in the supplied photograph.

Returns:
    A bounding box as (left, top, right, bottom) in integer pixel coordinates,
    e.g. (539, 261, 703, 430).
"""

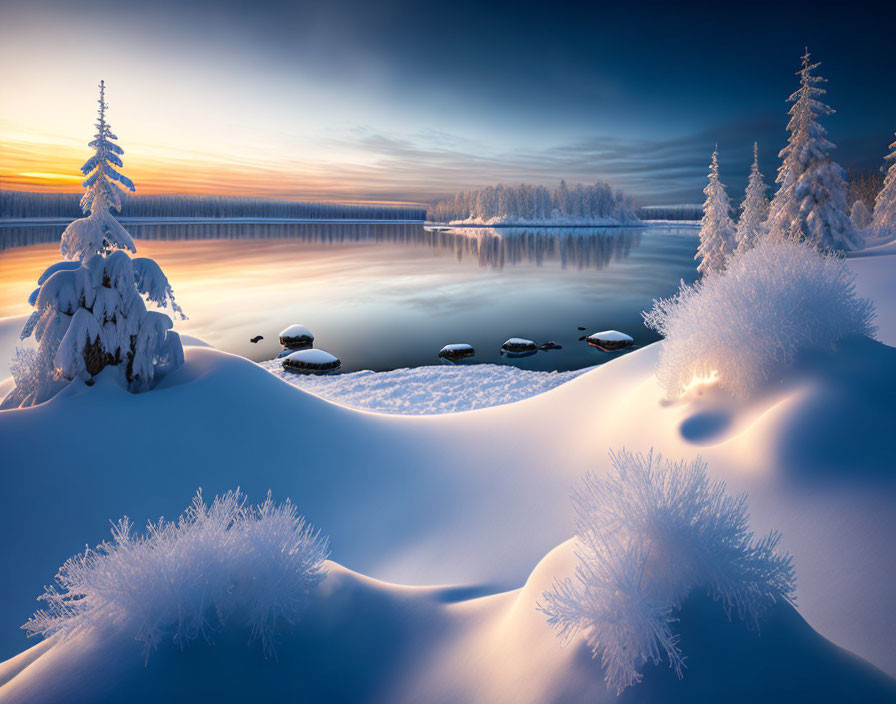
(0, 243, 895, 701)
(260, 360, 590, 414)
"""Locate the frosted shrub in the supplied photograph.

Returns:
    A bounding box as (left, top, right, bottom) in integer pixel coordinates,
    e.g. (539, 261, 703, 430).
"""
(24, 490, 329, 659)
(643, 238, 876, 399)
(539, 449, 795, 694)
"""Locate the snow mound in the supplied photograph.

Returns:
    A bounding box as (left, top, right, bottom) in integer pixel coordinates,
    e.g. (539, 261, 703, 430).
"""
(24, 489, 328, 659)
(644, 238, 876, 398)
(258, 361, 590, 414)
(539, 448, 796, 694)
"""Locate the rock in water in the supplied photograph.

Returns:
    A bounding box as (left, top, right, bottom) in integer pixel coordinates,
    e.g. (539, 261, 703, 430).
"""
(282, 349, 341, 374)
(586, 330, 634, 351)
(439, 343, 475, 361)
(577, 326, 587, 331)
(501, 337, 538, 353)
(279, 324, 314, 350)
(250, 335, 264, 343)
(539, 340, 563, 351)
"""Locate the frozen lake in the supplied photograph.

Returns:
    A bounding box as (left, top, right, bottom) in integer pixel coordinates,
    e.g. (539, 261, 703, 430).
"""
(0, 221, 699, 372)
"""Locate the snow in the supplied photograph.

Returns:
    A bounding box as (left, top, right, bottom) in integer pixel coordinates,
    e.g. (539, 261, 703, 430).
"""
(586, 330, 632, 343)
(259, 361, 590, 414)
(24, 490, 328, 659)
(279, 324, 313, 341)
(448, 215, 640, 227)
(644, 238, 876, 399)
(501, 337, 536, 352)
(439, 343, 473, 354)
(1, 532, 893, 703)
(283, 348, 339, 366)
(540, 449, 795, 693)
(0, 233, 895, 699)
(696, 148, 736, 276)
(766, 51, 860, 251)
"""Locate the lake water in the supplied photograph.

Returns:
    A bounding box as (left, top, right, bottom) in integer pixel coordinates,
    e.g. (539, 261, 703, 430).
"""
(0, 222, 699, 372)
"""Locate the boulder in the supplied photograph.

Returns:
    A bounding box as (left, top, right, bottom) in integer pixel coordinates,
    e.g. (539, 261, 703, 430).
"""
(279, 324, 314, 350)
(539, 340, 562, 351)
(282, 348, 341, 374)
(586, 330, 634, 351)
(439, 343, 475, 361)
(501, 337, 537, 353)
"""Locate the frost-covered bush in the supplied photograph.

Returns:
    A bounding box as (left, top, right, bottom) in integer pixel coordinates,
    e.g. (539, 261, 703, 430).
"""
(539, 449, 796, 694)
(24, 489, 329, 659)
(643, 238, 876, 399)
(1, 81, 184, 409)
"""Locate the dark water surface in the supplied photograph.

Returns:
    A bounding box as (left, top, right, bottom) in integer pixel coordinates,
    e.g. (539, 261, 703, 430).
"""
(0, 222, 698, 372)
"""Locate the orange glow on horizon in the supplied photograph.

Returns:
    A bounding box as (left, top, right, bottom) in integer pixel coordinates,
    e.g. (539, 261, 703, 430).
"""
(0, 137, 429, 206)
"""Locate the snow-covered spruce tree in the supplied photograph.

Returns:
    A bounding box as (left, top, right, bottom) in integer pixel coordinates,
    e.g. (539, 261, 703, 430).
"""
(539, 449, 796, 694)
(1, 81, 184, 409)
(871, 133, 896, 239)
(850, 199, 872, 232)
(695, 148, 736, 276)
(734, 142, 769, 254)
(766, 50, 860, 251)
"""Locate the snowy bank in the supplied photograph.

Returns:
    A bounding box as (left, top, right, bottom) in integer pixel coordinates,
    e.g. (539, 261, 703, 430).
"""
(0, 243, 895, 683)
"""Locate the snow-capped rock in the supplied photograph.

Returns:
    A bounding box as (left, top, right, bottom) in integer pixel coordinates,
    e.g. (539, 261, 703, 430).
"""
(501, 338, 537, 353)
(279, 324, 314, 350)
(439, 344, 474, 361)
(282, 348, 340, 373)
(586, 330, 634, 351)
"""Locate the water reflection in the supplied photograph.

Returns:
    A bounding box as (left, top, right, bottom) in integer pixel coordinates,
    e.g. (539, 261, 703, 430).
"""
(0, 222, 641, 271)
(0, 222, 697, 372)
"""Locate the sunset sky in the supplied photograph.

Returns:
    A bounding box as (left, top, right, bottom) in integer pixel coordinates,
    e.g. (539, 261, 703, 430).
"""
(1, 0, 894, 205)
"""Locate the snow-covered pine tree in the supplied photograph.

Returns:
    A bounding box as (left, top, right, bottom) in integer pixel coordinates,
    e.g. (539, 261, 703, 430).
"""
(765, 50, 860, 251)
(871, 133, 896, 239)
(1, 81, 184, 410)
(696, 148, 736, 276)
(850, 199, 872, 231)
(734, 142, 769, 254)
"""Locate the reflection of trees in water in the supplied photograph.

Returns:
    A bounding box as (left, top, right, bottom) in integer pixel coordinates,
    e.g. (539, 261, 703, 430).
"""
(440, 227, 641, 270)
(0, 222, 641, 270)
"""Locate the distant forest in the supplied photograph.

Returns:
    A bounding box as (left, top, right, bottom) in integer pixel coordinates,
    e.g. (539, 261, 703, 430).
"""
(428, 181, 638, 224)
(0, 191, 426, 221)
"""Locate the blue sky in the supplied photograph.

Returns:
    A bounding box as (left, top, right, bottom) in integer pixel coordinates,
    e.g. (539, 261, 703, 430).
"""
(1, 0, 894, 204)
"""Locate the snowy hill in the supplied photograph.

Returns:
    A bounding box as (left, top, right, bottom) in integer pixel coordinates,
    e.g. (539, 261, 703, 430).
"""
(1, 542, 893, 703)
(0, 245, 895, 700)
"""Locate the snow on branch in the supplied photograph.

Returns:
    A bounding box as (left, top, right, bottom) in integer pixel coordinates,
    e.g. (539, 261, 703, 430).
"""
(539, 449, 796, 694)
(24, 489, 329, 660)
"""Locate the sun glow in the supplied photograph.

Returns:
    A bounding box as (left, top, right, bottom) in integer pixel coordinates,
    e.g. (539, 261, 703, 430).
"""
(682, 369, 720, 395)
(18, 172, 82, 182)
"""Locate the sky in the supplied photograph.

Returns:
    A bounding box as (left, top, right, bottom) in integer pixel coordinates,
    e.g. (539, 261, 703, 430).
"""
(0, 0, 894, 205)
